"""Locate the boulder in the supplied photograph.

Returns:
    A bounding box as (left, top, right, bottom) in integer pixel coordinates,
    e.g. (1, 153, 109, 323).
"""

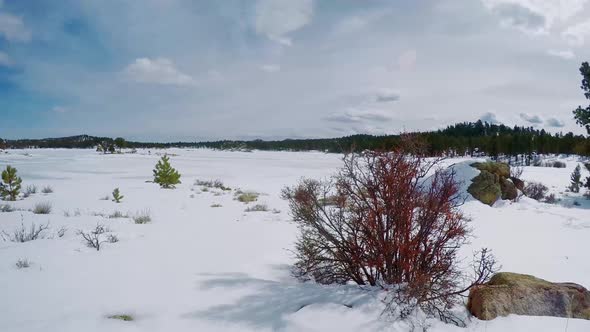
(467, 171, 501, 206)
(471, 162, 510, 179)
(500, 178, 518, 200)
(468, 272, 590, 321)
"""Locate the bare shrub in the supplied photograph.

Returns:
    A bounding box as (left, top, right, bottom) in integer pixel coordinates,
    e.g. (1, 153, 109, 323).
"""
(133, 209, 151, 224)
(24, 185, 37, 198)
(195, 179, 231, 191)
(523, 182, 549, 201)
(41, 186, 53, 194)
(77, 224, 110, 251)
(107, 234, 119, 243)
(245, 204, 268, 212)
(282, 149, 497, 325)
(15, 258, 31, 269)
(544, 194, 558, 204)
(2, 221, 50, 242)
(32, 202, 52, 214)
(510, 165, 523, 179)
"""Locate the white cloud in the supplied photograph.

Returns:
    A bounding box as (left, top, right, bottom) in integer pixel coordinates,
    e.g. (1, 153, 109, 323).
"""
(563, 19, 590, 46)
(519, 112, 543, 124)
(482, 0, 589, 34)
(398, 49, 417, 71)
(0, 12, 32, 42)
(255, 0, 313, 46)
(545, 117, 565, 127)
(546, 49, 575, 59)
(51, 106, 68, 114)
(0, 51, 14, 67)
(375, 89, 401, 102)
(123, 58, 195, 86)
(480, 112, 501, 124)
(324, 109, 394, 123)
(260, 64, 281, 73)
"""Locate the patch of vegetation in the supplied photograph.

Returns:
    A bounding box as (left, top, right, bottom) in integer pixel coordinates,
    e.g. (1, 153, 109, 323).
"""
(99, 195, 110, 200)
(523, 182, 549, 201)
(210, 203, 222, 208)
(32, 202, 52, 214)
(133, 209, 151, 224)
(153, 155, 181, 189)
(234, 191, 259, 203)
(195, 179, 231, 191)
(77, 224, 111, 251)
(15, 258, 31, 269)
(1, 221, 50, 242)
(108, 211, 128, 219)
(23, 185, 37, 198)
(0, 204, 14, 212)
(107, 314, 134, 321)
(245, 204, 268, 212)
(41, 186, 54, 194)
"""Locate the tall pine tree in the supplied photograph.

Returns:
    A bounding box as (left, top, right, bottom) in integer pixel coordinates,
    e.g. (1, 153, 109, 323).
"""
(573, 62, 590, 134)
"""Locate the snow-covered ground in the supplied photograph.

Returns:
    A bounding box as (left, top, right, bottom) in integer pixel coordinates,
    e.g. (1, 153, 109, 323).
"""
(0, 149, 589, 332)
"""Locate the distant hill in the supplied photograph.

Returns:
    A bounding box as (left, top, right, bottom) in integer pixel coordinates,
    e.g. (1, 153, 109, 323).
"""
(1, 120, 589, 157)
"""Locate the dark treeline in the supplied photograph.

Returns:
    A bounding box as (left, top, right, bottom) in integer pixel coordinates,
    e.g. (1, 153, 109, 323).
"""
(2, 120, 589, 157)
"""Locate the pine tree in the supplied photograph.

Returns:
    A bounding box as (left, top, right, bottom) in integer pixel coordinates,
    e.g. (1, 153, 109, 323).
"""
(1, 165, 22, 201)
(153, 155, 181, 189)
(569, 164, 582, 193)
(573, 62, 590, 134)
(112, 188, 124, 203)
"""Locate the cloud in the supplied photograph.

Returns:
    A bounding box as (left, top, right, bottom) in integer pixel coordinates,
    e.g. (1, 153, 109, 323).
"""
(123, 58, 195, 86)
(545, 117, 565, 127)
(398, 49, 417, 71)
(519, 112, 543, 124)
(0, 51, 14, 67)
(255, 0, 313, 45)
(0, 12, 32, 42)
(324, 109, 394, 123)
(260, 64, 281, 73)
(546, 49, 575, 59)
(563, 19, 590, 46)
(375, 89, 400, 102)
(480, 112, 500, 124)
(51, 106, 68, 114)
(490, 3, 546, 34)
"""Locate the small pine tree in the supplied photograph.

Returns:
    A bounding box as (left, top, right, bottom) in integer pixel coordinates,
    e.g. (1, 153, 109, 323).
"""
(569, 164, 582, 193)
(1, 165, 22, 201)
(153, 155, 181, 189)
(112, 188, 124, 203)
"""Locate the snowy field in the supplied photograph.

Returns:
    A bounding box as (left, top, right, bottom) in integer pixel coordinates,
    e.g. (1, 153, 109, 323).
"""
(0, 149, 589, 332)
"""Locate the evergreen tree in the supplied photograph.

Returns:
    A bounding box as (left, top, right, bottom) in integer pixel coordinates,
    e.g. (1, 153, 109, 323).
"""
(112, 188, 124, 203)
(114, 137, 126, 153)
(1, 165, 22, 201)
(573, 62, 590, 134)
(153, 155, 181, 189)
(569, 164, 582, 193)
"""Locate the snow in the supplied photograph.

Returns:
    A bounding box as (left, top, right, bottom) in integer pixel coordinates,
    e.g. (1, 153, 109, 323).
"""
(0, 149, 589, 331)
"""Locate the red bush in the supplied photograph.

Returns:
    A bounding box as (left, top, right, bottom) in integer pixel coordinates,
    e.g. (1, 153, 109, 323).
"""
(282, 149, 496, 324)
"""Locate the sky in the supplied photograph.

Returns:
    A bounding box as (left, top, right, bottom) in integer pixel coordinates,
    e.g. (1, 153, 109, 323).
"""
(1, 0, 590, 141)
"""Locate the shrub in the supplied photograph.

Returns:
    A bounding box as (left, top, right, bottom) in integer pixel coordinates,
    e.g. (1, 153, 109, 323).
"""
(77, 224, 110, 251)
(0, 204, 14, 212)
(195, 179, 231, 191)
(1, 222, 50, 242)
(523, 182, 549, 201)
(235, 191, 259, 203)
(282, 150, 497, 325)
(112, 188, 124, 203)
(99, 195, 110, 200)
(1, 165, 22, 201)
(56, 226, 67, 238)
(545, 194, 558, 204)
(552, 161, 567, 168)
(153, 155, 181, 189)
(108, 211, 128, 219)
(107, 314, 134, 321)
(569, 165, 582, 193)
(32, 202, 52, 214)
(210, 203, 222, 208)
(41, 185, 53, 194)
(24, 185, 37, 198)
(133, 209, 151, 224)
(107, 234, 119, 243)
(15, 258, 31, 269)
(245, 204, 268, 212)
